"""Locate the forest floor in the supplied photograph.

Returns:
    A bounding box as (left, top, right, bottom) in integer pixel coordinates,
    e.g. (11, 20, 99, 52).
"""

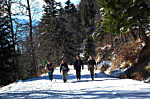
(1, 66, 150, 99)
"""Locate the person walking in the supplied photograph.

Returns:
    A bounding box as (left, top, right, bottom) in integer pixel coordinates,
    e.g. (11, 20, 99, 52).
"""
(60, 60, 69, 83)
(74, 56, 84, 80)
(46, 60, 55, 81)
(88, 56, 96, 80)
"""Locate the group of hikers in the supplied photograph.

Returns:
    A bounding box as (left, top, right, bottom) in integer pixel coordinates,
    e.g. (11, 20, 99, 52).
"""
(46, 55, 97, 83)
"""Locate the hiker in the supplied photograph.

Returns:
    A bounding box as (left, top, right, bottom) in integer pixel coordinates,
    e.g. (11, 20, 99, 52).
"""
(88, 56, 96, 80)
(60, 60, 69, 83)
(46, 60, 55, 81)
(74, 55, 84, 80)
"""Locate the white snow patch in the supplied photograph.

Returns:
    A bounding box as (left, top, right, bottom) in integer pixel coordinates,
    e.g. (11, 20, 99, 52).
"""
(1, 66, 150, 99)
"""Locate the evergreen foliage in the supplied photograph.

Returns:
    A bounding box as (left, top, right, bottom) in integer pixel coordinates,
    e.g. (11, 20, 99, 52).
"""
(37, 0, 82, 64)
(95, 0, 150, 80)
(0, 1, 17, 85)
(79, 0, 98, 27)
(96, 0, 150, 37)
(83, 35, 96, 62)
(79, 0, 98, 61)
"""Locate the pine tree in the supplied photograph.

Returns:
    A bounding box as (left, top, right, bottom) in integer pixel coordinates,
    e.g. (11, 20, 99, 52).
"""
(59, 0, 82, 63)
(79, 0, 97, 27)
(79, 0, 98, 61)
(43, 0, 61, 17)
(37, 0, 62, 63)
(96, 0, 150, 40)
(64, 0, 76, 15)
(83, 35, 95, 61)
(0, 1, 17, 85)
(37, 0, 82, 64)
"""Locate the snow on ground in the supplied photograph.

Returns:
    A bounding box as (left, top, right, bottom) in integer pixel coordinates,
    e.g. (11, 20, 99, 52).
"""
(1, 66, 150, 99)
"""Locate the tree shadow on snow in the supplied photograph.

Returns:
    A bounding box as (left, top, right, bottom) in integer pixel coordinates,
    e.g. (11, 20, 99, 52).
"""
(1, 89, 150, 99)
(23, 74, 62, 82)
(23, 72, 118, 82)
(23, 74, 76, 82)
(71, 79, 103, 83)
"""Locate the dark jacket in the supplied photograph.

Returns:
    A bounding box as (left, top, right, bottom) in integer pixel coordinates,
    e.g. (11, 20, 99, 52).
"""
(60, 63, 69, 72)
(88, 60, 96, 68)
(74, 60, 84, 70)
(47, 63, 54, 72)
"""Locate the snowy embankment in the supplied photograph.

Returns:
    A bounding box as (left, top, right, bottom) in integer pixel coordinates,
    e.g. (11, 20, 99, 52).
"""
(1, 66, 150, 99)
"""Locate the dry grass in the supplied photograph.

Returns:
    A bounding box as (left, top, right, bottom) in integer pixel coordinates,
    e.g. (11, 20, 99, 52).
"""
(96, 38, 150, 81)
(133, 72, 144, 81)
(110, 39, 145, 72)
(0, 85, 4, 88)
(145, 62, 150, 72)
(99, 64, 109, 72)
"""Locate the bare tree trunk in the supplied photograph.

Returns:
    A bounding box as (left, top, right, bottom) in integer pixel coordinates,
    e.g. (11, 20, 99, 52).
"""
(26, 0, 37, 76)
(7, 0, 18, 80)
(8, 0, 15, 52)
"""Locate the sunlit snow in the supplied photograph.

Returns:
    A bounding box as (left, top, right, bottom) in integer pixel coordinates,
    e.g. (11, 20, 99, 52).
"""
(1, 66, 150, 99)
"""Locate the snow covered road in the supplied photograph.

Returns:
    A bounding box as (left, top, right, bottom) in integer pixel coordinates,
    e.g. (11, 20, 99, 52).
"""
(1, 66, 150, 99)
